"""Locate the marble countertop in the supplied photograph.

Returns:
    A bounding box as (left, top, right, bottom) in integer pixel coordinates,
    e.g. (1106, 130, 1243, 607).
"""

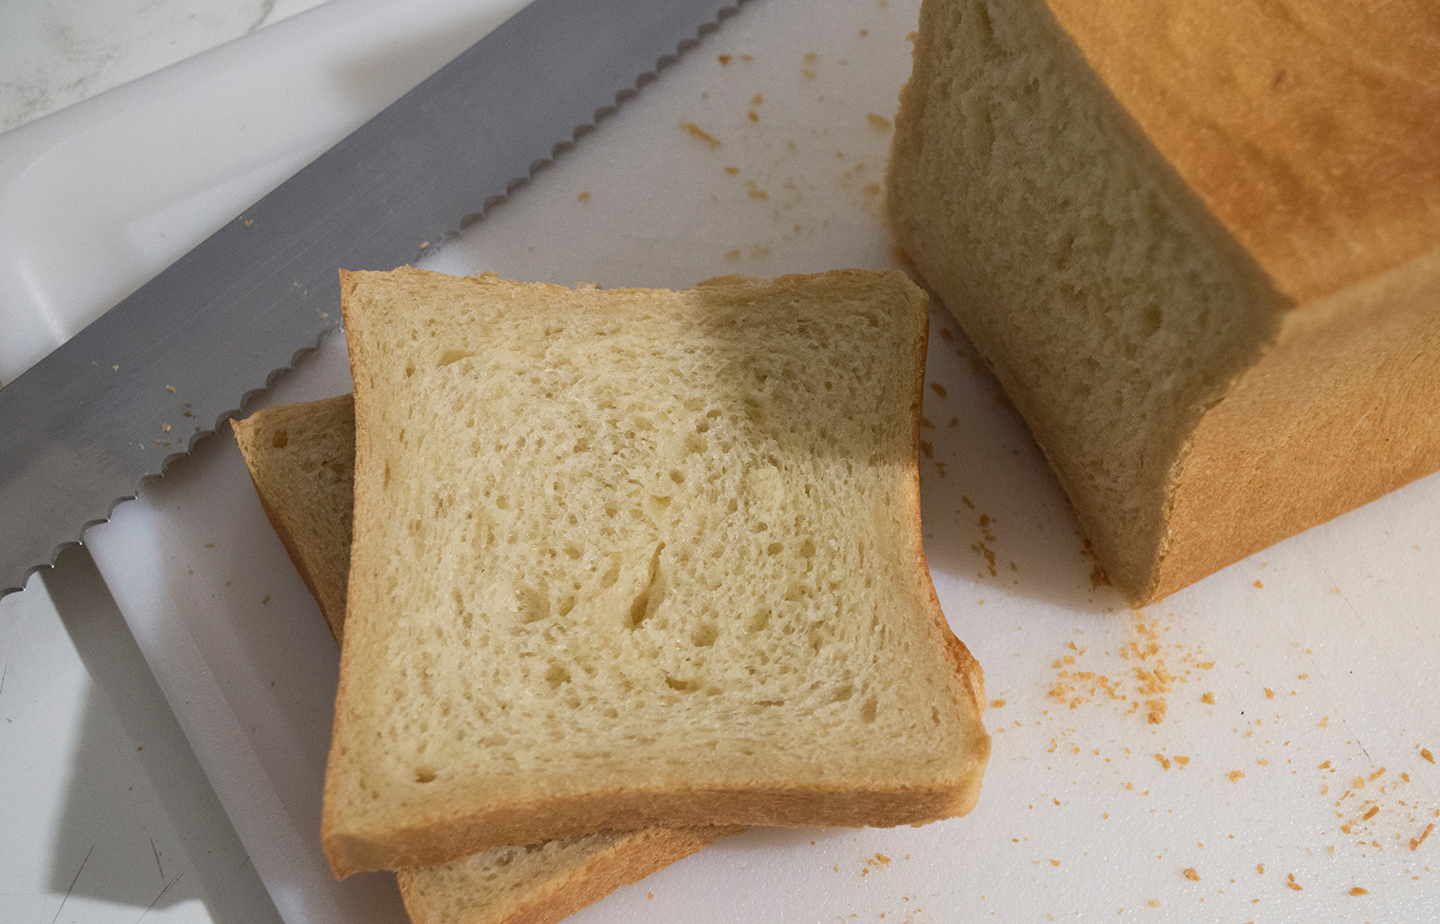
(1, 0, 329, 134)
(2, 3, 328, 923)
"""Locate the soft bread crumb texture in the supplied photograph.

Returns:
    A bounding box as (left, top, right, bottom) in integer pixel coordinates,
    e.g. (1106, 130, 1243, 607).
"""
(235, 398, 738, 924)
(324, 268, 989, 874)
(398, 827, 733, 924)
(888, 0, 1440, 602)
(232, 395, 356, 642)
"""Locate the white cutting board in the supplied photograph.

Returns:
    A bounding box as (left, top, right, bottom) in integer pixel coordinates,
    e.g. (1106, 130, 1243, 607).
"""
(6, 0, 1440, 921)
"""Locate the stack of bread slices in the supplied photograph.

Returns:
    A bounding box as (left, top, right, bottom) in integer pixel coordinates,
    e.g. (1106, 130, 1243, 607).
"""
(233, 267, 991, 924)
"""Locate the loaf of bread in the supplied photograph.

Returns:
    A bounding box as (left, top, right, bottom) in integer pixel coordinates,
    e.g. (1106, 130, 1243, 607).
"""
(887, 0, 1440, 603)
(322, 267, 990, 875)
(232, 397, 736, 924)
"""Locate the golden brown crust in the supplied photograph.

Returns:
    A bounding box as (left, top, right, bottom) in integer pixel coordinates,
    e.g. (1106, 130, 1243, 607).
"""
(1157, 247, 1440, 598)
(1045, 0, 1440, 302)
(327, 778, 983, 875)
(397, 828, 738, 924)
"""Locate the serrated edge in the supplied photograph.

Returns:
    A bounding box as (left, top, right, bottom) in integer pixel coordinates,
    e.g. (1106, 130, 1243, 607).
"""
(2, 0, 745, 598)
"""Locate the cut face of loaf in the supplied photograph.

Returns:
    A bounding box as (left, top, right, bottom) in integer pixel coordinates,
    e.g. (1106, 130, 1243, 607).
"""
(232, 397, 737, 924)
(324, 267, 989, 875)
(887, 0, 1440, 603)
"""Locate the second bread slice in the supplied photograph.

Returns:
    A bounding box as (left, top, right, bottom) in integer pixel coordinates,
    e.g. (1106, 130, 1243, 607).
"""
(324, 268, 990, 875)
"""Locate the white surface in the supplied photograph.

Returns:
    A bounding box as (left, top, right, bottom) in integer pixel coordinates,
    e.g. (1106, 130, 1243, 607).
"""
(0, 553, 278, 924)
(5, 0, 1440, 923)
(0, 0, 330, 134)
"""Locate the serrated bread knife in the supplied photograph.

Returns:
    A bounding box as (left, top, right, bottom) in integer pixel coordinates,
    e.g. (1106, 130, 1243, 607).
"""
(0, 0, 737, 597)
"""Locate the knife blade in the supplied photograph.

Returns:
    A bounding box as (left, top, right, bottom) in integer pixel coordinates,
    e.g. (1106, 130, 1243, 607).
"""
(0, 0, 738, 597)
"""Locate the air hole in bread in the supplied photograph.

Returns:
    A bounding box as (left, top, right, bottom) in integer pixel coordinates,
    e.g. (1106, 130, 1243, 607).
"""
(690, 622, 719, 647)
(415, 767, 437, 784)
(271, 429, 289, 449)
(439, 350, 475, 367)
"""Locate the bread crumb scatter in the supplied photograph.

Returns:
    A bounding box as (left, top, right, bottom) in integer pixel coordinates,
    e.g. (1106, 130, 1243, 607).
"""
(1285, 873, 1302, 891)
(1182, 867, 1199, 881)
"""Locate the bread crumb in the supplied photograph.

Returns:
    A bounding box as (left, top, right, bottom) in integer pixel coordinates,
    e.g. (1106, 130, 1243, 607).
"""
(577, 191, 590, 202)
(1370, 768, 1386, 781)
(724, 249, 740, 260)
(1201, 692, 1215, 705)
(1146, 899, 1159, 907)
(1227, 771, 1245, 783)
(1253, 580, 1263, 588)
(647, 890, 654, 899)
(1174, 756, 1190, 766)
(166, 385, 176, 393)
(1050, 859, 1060, 866)
(752, 93, 762, 105)
(724, 166, 739, 175)
(1410, 822, 1435, 851)
(990, 698, 1006, 708)
(1348, 887, 1368, 896)
(717, 54, 731, 65)
(682, 123, 721, 149)
(1318, 716, 1329, 728)
(1256, 863, 1264, 874)
(262, 594, 270, 604)
(1155, 753, 1171, 770)
(1182, 867, 1199, 881)
(868, 113, 892, 130)
(1422, 748, 1435, 764)
(748, 110, 759, 122)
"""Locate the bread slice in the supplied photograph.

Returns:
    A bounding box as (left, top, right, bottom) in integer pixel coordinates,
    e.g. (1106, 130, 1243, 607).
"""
(323, 267, 989, 875)
(232, 397, 736, 924)
(887, 0, 1440, 603)
(233, 395, 356, 642)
